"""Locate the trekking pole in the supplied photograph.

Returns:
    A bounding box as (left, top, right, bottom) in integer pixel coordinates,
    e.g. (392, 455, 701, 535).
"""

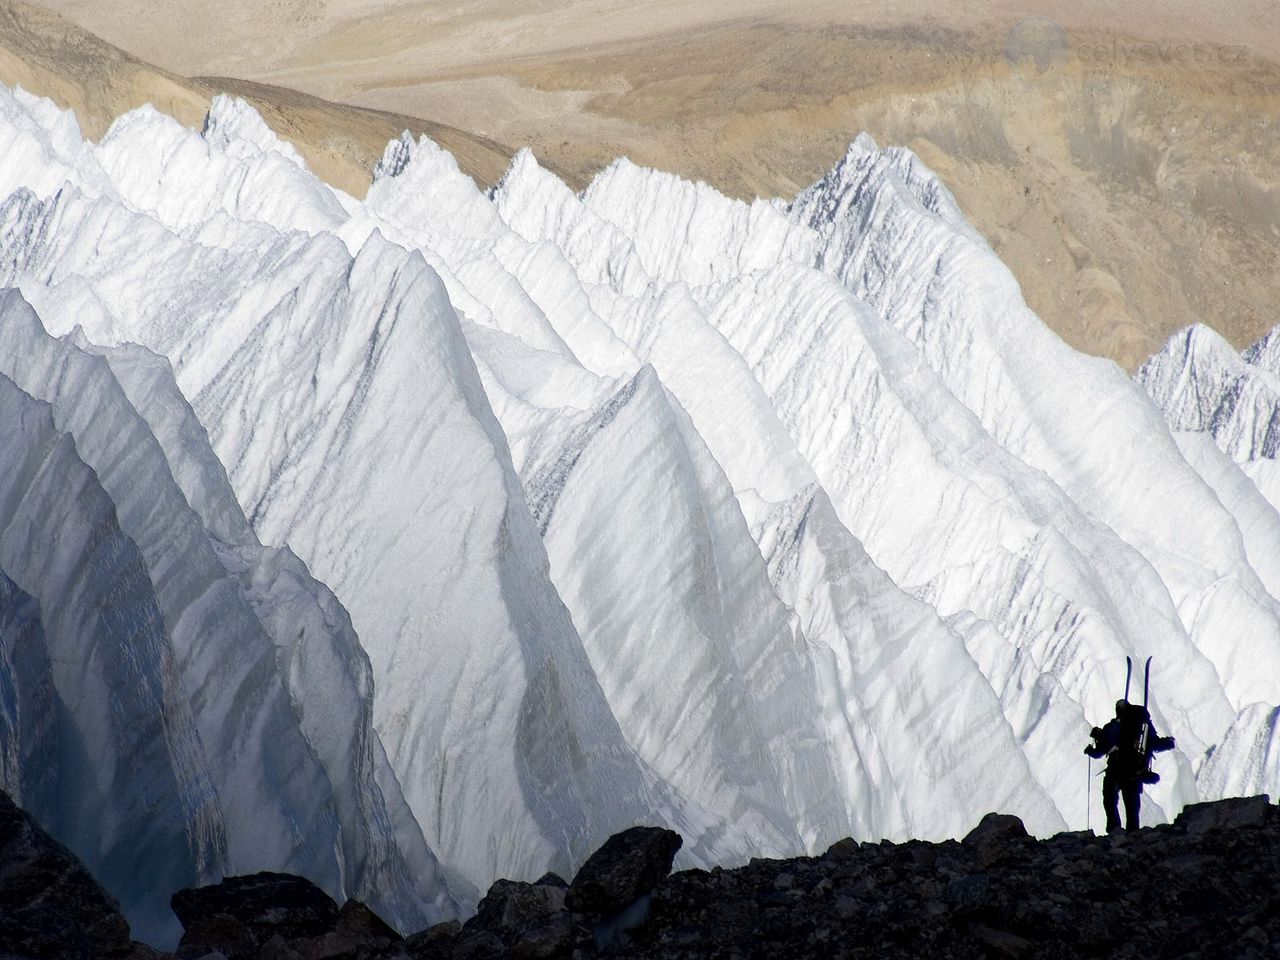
(1086, 755, 1091, 832)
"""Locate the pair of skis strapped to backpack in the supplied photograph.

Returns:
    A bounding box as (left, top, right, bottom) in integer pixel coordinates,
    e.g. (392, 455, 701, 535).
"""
(1123, 654, 1152, 707)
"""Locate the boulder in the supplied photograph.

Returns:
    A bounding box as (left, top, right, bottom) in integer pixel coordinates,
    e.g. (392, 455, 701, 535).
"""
(171, 873, 340, 958)
(338, 899, 400, 940)
(969, 922, 1034, 959)
(298, 899, 401, 959)
(963, 812, 1029, 847)
(509, 912, 574, 959)
(823, 838, 860, 861)
(963, 812, 1029, 868)
(174, 915, 255, 959)
(464, 876, 576, 958)
(0, 788, 133, 959)
(1176, 795, 1273, 834)
(447, 929, 507, 960)
(399, 918, 460, 958)
(469, 878, 566, 938)
(565, 827, 683, 917)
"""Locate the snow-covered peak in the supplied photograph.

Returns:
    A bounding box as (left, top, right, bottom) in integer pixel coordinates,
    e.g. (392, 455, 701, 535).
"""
(581, 154, 814, 288)
(1140, 323, 1280, 460)
(96, 95, 346, 236)
(202, 93, 306, 167)
(0, 84, 113, 201)
(372, 129, 416, 181)
(795, 131, 982, 248)
(1245, 326, 1280, 382)
(365, 131, 503, 238)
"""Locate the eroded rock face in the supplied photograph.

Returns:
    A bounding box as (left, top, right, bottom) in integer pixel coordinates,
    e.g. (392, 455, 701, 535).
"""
(564, 826, 683, 917)
(0, 789, 134, 959)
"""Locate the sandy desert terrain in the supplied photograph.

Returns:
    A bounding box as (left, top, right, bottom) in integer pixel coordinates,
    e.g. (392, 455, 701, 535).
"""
(8, 0, 1279, 367)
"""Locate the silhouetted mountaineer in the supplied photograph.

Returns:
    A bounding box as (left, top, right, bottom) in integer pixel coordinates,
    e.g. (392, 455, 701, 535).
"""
(1085, 700, 1175, 832)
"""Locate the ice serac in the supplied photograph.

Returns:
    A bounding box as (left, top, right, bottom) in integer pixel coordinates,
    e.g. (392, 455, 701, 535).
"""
(1137, 324, 1280, 811)
(1138, 324, 1280, 462)
(1198, 703, 1280, 801)
(184, 226, 670, 890)
(95, 95, 349, 237)
(384, 139, 1062, 847)
(788, 135, 1280, 712)
(0, 571, 56, 821)
(473, 340, 837, 855)
(0, 368, 215, 943)
(0, 108, 685, 901)
(75, 333, 456, 930)
(507, 148, 1222, 830)
(368, 140, 848, 854)
(0, 288, 339, 880)
(495, 156, 1064, 838)
(0, 289, 452, 938)
(0, 85, 114, 201)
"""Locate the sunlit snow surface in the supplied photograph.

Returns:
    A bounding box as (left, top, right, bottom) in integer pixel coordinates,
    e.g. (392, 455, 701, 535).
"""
(0, 85, 1277, 941)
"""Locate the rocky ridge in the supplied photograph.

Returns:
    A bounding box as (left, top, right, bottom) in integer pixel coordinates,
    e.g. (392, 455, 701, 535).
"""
(4, 789, 1278, 959)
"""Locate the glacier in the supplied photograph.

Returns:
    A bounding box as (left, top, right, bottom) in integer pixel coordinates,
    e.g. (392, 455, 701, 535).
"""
(0, 80, 1277, 941)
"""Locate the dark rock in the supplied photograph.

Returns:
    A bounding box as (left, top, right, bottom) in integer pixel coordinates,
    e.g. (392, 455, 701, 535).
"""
(12, 795, 1280, 960)
(121, 943, 175, 960)
(592, 797, 1273, 958)
(851, 874, 877, 897)
(1162, 852, 1221, 875)
(946, 874, 991, 911)
(337, 899, 401, 941)
(534, 873, 569, 889)
(0, 788, 133, 959)
(908, 843, 938, 868)
(176, 915, 255, 960)
(171, 873, 340, 957)
(963, 812, 1030, 869)
(449, 929, 507, 960)
(468, 878, 567, 943)
(1176, 795, 1272, 834)
(823, 837, 860, 860)
(510, 912, 574, 959)
(295, 899, 401, 959)
(399, 918, 460, 958)
(565, 827, 683, 916)
(969, 922, 1033, 958)
(964, 812, 1029, 846)
(259, 933, 305, 960)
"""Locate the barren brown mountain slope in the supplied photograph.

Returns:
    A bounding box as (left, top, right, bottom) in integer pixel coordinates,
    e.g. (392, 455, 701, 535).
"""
(0, 1, 512, 195)
(15, 1, 1280, 367)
